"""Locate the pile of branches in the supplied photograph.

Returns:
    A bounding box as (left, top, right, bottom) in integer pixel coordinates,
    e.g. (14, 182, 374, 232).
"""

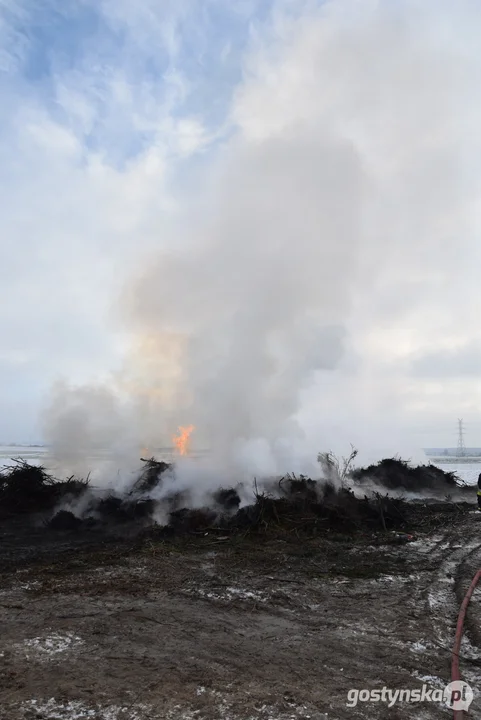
(154, 476, 447, 539)
(90, 459, 175, 524)
(4, 458, 470, 540)
(350, 457, 461, 492)
(132, 457, 172, 493)
(225, 477, 409, 536)
(0, 459, 88, 517)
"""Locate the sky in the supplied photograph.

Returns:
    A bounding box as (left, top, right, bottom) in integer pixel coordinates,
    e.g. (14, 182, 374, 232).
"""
(2, 0, 481, 455)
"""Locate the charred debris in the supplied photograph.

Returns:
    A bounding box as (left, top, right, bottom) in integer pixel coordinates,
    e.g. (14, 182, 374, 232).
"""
(351, 457, 461, 493)
(0, 456, 473, 540)
(0, 459, 87, 517)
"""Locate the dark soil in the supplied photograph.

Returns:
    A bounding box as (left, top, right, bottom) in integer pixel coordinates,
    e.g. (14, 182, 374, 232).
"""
(1, 459, 480, 719)
(1, 502, 481, 719)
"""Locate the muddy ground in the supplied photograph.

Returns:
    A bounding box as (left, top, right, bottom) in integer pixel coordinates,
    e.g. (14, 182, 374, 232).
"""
(1, 504, 481, 720)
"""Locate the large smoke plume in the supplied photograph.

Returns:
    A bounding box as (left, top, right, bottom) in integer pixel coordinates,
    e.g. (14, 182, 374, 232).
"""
(122, 131, 362, 474)
(43, 1, 481, 485)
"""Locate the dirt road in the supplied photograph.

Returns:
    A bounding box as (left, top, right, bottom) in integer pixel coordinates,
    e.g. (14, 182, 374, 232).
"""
(1, 510, 481, 720)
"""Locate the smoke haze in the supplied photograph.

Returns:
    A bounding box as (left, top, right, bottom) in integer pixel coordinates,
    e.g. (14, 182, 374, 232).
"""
(42, 0, 481, 481)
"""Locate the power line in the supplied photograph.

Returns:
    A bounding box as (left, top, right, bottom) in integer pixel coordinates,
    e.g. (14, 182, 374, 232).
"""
(457, 418, 466, 458)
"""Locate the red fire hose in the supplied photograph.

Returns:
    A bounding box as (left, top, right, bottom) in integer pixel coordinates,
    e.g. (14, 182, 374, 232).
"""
(451, 568, 481, 718)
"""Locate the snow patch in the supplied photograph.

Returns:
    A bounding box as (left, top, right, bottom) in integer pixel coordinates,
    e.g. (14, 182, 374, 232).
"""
(17, 632, 84, 658)
(377, 573, 421, 584)
(412, 672, 446, 689)
(410, 641, 429, 654)
(21, 699, 153, 720)
(185, 585, 268, 603)
(166, 691, 315, 720)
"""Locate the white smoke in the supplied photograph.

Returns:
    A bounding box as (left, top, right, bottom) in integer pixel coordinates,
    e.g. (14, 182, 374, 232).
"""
(43, 0, 481, 486)
(123, 129, 362, 476)
(42, 380, 141, 488)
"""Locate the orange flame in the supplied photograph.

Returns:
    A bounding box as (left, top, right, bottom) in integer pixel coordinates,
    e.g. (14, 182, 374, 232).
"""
(172, 425, 194, 456)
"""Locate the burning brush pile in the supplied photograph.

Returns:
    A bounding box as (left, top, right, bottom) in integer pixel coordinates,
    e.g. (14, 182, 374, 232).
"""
(0, 455, 471, 539)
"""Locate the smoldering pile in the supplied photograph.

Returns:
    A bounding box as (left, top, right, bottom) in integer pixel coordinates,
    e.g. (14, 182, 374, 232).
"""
(350, 457, 465, 496)
(0, 457, 471, 539)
